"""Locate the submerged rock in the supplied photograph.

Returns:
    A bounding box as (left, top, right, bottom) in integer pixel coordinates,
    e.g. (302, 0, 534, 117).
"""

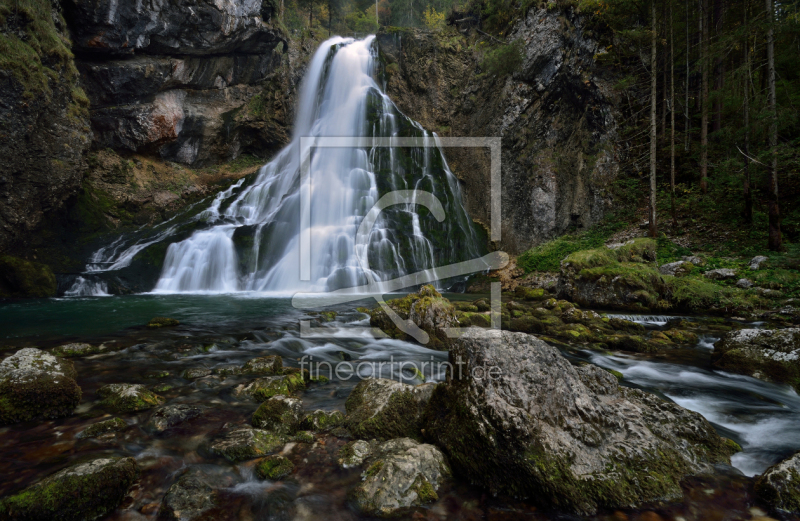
(145, 404, 207, 434)
(0, 457, 138, 520)
(712, 329, 800, 390)
(252, 395, 304, 435)
(755, 451, 800, 515)
(256, 455, 294, 480)
(345, 378, 436, 441)
(97, 383, 164, 412)
(52, 343, 100, 358)
(349, 438, 450, 518)
(77, 417, 128, 439)
(147, 317, 179, 328)
(181, 368, 212, 379)
(0, 348, 82, 424)
(424, 328, 737, 515)
(231, 374, 305, 401)
(208, 426, 284, 463)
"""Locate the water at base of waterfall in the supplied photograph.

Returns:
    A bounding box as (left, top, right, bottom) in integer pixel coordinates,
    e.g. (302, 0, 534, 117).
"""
(76, 36, 484, 297)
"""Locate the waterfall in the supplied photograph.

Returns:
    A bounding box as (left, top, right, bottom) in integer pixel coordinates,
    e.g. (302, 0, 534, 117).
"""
(81, 36, 485, 295)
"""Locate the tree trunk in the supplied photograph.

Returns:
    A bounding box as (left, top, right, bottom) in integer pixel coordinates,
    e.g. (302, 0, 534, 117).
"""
(712, 0, 723, 133)
(684, 0, 690, 152)
(650, 0, 658, 238)
(700, 0, 709, 194)
(765, 0, 781, 250)
(661, 0, 668, 137)
(743, 0, 752, 224)
(671, 1, 677, 228)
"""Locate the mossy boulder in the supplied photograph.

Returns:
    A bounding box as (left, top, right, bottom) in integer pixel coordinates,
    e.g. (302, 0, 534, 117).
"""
(251, 395, 304, 435)
(242, 355, 282, 375)
(52, 343, 100, 358)
(146, 316, 179, 328)
(339, 440, 376, 468)
(514, 286, 548, 301)
(0, 255, 57, 298)
(207, 426, 284, 463)
(367, 285, 458, 350)
(345, 379, 436, 441)
(0, 457, 138, 520)
(158, 467, 222, 520)
(348, 438, 450, 518)
(77, 417, 128, 439)
(144, 404, 207, 434)
(0, 348, 82, 424)
(255, 455, 294, 480)
(232, 374, 305, 402)
(755, 451, 800, 515)
(301, 409, 345, 432)
(712, 329, 800, 391)
(424, 328, 736, 515)
(181, 368, 212, 380)
(97, 383, 164, 413)
(663, 329, 699, 345)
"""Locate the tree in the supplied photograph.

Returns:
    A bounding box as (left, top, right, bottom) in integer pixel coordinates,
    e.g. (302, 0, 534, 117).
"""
(649, 0, 658, 238)
(743, 0, 753, 223)
(765, 0, 781, 250)
(670, 0, 677, 227)
(700, 0, 709, 194)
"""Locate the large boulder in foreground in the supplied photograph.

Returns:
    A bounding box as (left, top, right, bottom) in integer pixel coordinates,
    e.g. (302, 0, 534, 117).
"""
(712, 329, 800, 391)
(349, 438, 450, 518)
(424, 328, 736, 515)
(0, 348, 82, 424)
(345, 378, 436, 441)
(0, 457, 138, 520)
(755, 451, 800, 515)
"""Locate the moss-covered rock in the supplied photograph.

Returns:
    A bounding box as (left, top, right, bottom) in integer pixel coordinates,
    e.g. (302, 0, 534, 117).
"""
(367, 285, 459, 350)
(755, 451, 800, 515)
(424, 328, 736, 515)
(77, 417, 128, 439)
(208, 427, 284, 463)
(0, 457, 138, 520)
(232, 374, 306, 402)
(181, 368, 212, 380)
(0, 256, 57, 298)
(663, 329, 699, 345)
(301, 409, 345, 432)
(146, 316, 180, 328)
(345, 379, 436, 441)
(348, 438, 450, 518)
(144, 404, 207, 434)
(251, 395, 303, 435)
(255, 455, 294, 480)
(0, 348, 82, 424)
(157, 467, 220, 520)
(51, 343, 100, 358)
(339, 440, 375, 468)
(712, 329, 800, 391)
(97, 383, 164, 413)
(242, 355, 282, 375)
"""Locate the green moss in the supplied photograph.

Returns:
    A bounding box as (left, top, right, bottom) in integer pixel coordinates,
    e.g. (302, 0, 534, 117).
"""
(301, 410, 345, 432)
(517, 219, 627, 272)
(345, 382, 426, 441)
(411, 474, 438, 503)
(252, 398, 301, 434)
(0, 255, 56, 297)
(293, 430, 315, 443)
(78, 417, 128, 439)
(97, 384, 164, 413)
(251, 374, 306, 402)
(365, 460, 384, 478)
(147, 317, 180, 328)
(255, 455, 294, 480)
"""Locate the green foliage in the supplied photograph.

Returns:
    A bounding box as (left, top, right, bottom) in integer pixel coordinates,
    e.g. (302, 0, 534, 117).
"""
(517, 218, 627, 272)
(480, 39, 524, 77)
(423, 5, 446, 31)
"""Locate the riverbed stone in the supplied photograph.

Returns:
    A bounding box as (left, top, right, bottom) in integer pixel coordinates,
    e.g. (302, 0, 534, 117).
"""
(77, 417, 128, 439)
(755, 451, 800, 515)
(339, 440, 375, 468)
(158, 467, 219, 521)
(256, 455, 294, 480)
(243, 355, 282, 375)
(349, 438, 450, 518)
(301, 409, 345, 432)
(182, 367, 212, 379)
(97, 383, 164, 413)
(345, 378, 437, 441)
(712, 328, 800, 390)
(252, 395, 304, 435)
(52, 343, 100, 358)
(147, 317, 179, 328)
(0, 348, 82, 424)
(208, 426, 284, 463)
(145, 404, 208, 434)
(424, 328, 737, 515)
(231, 374, 305, 401)
(704, 268, 737, 280)
(0, 457, 138, 520)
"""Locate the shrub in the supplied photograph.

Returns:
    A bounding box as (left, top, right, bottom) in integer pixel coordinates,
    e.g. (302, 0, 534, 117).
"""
(480, 39, 524, 77)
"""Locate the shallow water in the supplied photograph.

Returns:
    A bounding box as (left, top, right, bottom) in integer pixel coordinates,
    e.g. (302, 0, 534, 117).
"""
(0, 296, 797, 520)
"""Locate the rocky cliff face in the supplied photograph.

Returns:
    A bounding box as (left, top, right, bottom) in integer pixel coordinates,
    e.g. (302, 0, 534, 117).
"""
(63, 0, 292, 166)
(377, 9, 620, 254)
(0, 0, 92, 253)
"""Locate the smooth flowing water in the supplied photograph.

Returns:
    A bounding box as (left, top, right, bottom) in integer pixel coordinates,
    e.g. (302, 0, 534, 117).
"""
(72, 36, 484, 297)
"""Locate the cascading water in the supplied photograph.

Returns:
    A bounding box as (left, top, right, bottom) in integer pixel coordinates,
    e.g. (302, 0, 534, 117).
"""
(78, 36, 485, 295)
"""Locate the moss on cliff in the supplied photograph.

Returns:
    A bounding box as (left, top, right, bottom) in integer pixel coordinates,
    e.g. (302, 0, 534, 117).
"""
(0, 255, 57, 297)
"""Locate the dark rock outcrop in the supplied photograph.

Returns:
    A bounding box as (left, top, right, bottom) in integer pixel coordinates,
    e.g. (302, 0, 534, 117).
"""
(712, 328, 800, 391)
(378, 9, 619, 254)
(0, 457, 138, 520)
(0, 256, 57, 297)
(424, 328, 737, 515)
(0, 348, 82, 424)
(345, 378, 437, 441)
